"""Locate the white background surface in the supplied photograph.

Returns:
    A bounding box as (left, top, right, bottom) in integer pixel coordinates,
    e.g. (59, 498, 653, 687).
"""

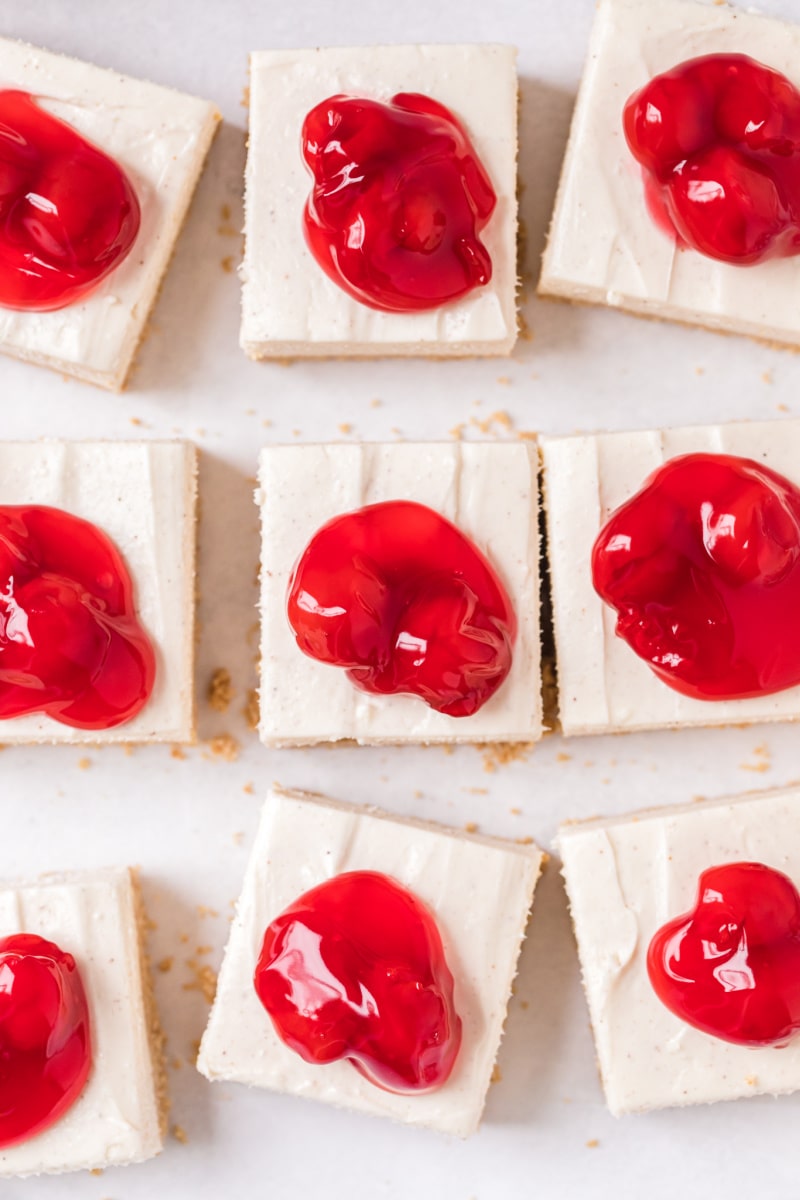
(4, 0, 800, 1197)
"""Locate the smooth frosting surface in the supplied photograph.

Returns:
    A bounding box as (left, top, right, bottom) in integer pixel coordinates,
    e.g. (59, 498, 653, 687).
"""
(0, 867, 162, 1176)
(539, 0, 800, 345)
(241, 45, 518, 357)
(0, 37, 219, 387)
(541, 419, 800, 735)
(257, 441, 542, 745)
(0, 440, 196, 743)
(198, 786, 543, 1137)
(559, 787, 800, 1115)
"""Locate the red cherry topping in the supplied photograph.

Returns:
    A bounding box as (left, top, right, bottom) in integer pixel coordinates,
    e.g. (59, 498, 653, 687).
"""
(301, 93, 496, 311)
(0, 89, 140, 311)
(254, 871, 462, 1092)
(0, 506, 155, 729)
(648, 863, 800, 1046)
(0, 934, 92, 1147)
(592, 453, 800, 700)
(287, 500, 516, 717)
(624, 55, 800, 264)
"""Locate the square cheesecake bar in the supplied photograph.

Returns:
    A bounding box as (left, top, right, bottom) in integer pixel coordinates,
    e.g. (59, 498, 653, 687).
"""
(257, 440, 542, 745)
(538, 0, 800, 348)
(0, 867, 166, 1176)
(0, 37, 219, 389)
(241, 45, 518, 358)
(198, 785, 544, 1136)
(541, 419, 800, 736)
(0, 440, 197, 744)
(559, 786, 800, 1115)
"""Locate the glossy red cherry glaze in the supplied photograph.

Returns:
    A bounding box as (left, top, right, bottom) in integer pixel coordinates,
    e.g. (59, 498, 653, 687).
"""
(287, 500, 516, 716)
(624, 55, 800, 264)
(0, 934, 92, 1148)
(592, 453, 800, 700)
(301, 93, 496, 311)
(254, 871, 462, 1092)
(0, 506, 155, 728)
(648, 863, 800, 1046)
(0, 89, 140, 311)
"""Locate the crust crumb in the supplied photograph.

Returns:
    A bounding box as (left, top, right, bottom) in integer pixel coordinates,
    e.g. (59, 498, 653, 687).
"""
(515, 836, 535, 846)
(208, 667, 233, 713)
(242, 781, 254, 795)
(370, 397, 382, 408)
(157, 956, 174, 974)
(171, 746, 187, 760)
(478, 741, 532, 772)
(338, 422, 353, 434)
(496, 375, 512, 386)
(586, 1139, 600, 1149)
(762, 369, 773, 384)
(510, 807, 522, 815)
(221, 255, 235, 274)
(518, 430, 537, 441)
(90, 1167, 104, 1175)
(172, 1124, 188, 1144)
(241, 85, 250, 108)
(556, 752, 572, 763)
(449, 422, 465, 440)
(77, 757, 92, 770)
(233, 830, 245, 845)
(196, 944, 213, 956)
(183, 960, 218, 1004)
(470, 409, 514, 435)
(745, 1074, 758, 1086)
(490, 1063, 503, 1084)
(464, 821, 479, 833)
(171, 1056, 183, 1070)
(205, 733, 240, 762)
(518, 310, 533, 342)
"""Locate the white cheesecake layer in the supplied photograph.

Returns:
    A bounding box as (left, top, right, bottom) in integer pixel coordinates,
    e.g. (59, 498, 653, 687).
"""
(539, 0, 800, 347)
(198, 786, 543, 1137)
(0, 440, 196, 744)
(541, 419, 800, 735)
(0, 867, 163, 1177)
(559, 787, 800, 1115)
(0, 37, 219, 389)
(257, 441, 542, 745)
(242, 45, 518, 358)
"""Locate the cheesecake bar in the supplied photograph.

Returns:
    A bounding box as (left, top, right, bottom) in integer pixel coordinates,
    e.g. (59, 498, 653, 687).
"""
(241, 45, 518, 358)
(541, 419, 800, 735)
(197, 785, 544, 1136)
(0, 440, 197, 744)
(0, 867, 166, 1176)
(0, 37, 219, 389)
(559, 786, 800, 1115)
(257, 440, 542, 745)
(538, 0, 800, 348)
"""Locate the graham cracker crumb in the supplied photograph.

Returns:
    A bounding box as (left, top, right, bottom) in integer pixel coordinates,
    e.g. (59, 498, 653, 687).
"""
(171, 746, 187, 760)
(518, 309, 533, 341)
(221, 255, 234, 274)
(242, 781, 254, 795)
(586, 1139, 600, 1149)
(510, 807, 522, 815)
(490, 1063, 503, 1084)
(244, 689, 260, 731)
(77, 757, 92, 770)
(515, 836, 535, 845)
(90, 1168, 104, 1176)
(338, 422, 353, 434)
(517, 430, 537, 441)
(130, 871, 169, 1137)
(130, 416, 143, 426)
(778, 402, 790, 413)
(183, 960, 218, 1004)
(470, 409, 514, 435)
(449, 422, 465, 440)
(464, 821, 479, 833)
(695, 366, 705, 375)
(171, 1056, 183, 1070)
(762, 369, 773, 384)
(745, 1074, 758, 1086)
(205, 733, 240, 762)
(241, 85, 250, 108)
(157, 956, 173, 974)
(479, 741, 532, 772)
(496, 375, 512, 386)
(196, 944, 213, 956)
(208, 667, 233, 713)
(197, 905, 219, 919)
(172, 1124, 188, 1144)
(556, 752, 572, 763)
(179, 932, 189, 943)
(190, 1038, 201, 1065)
(370, 398, 382, 408)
